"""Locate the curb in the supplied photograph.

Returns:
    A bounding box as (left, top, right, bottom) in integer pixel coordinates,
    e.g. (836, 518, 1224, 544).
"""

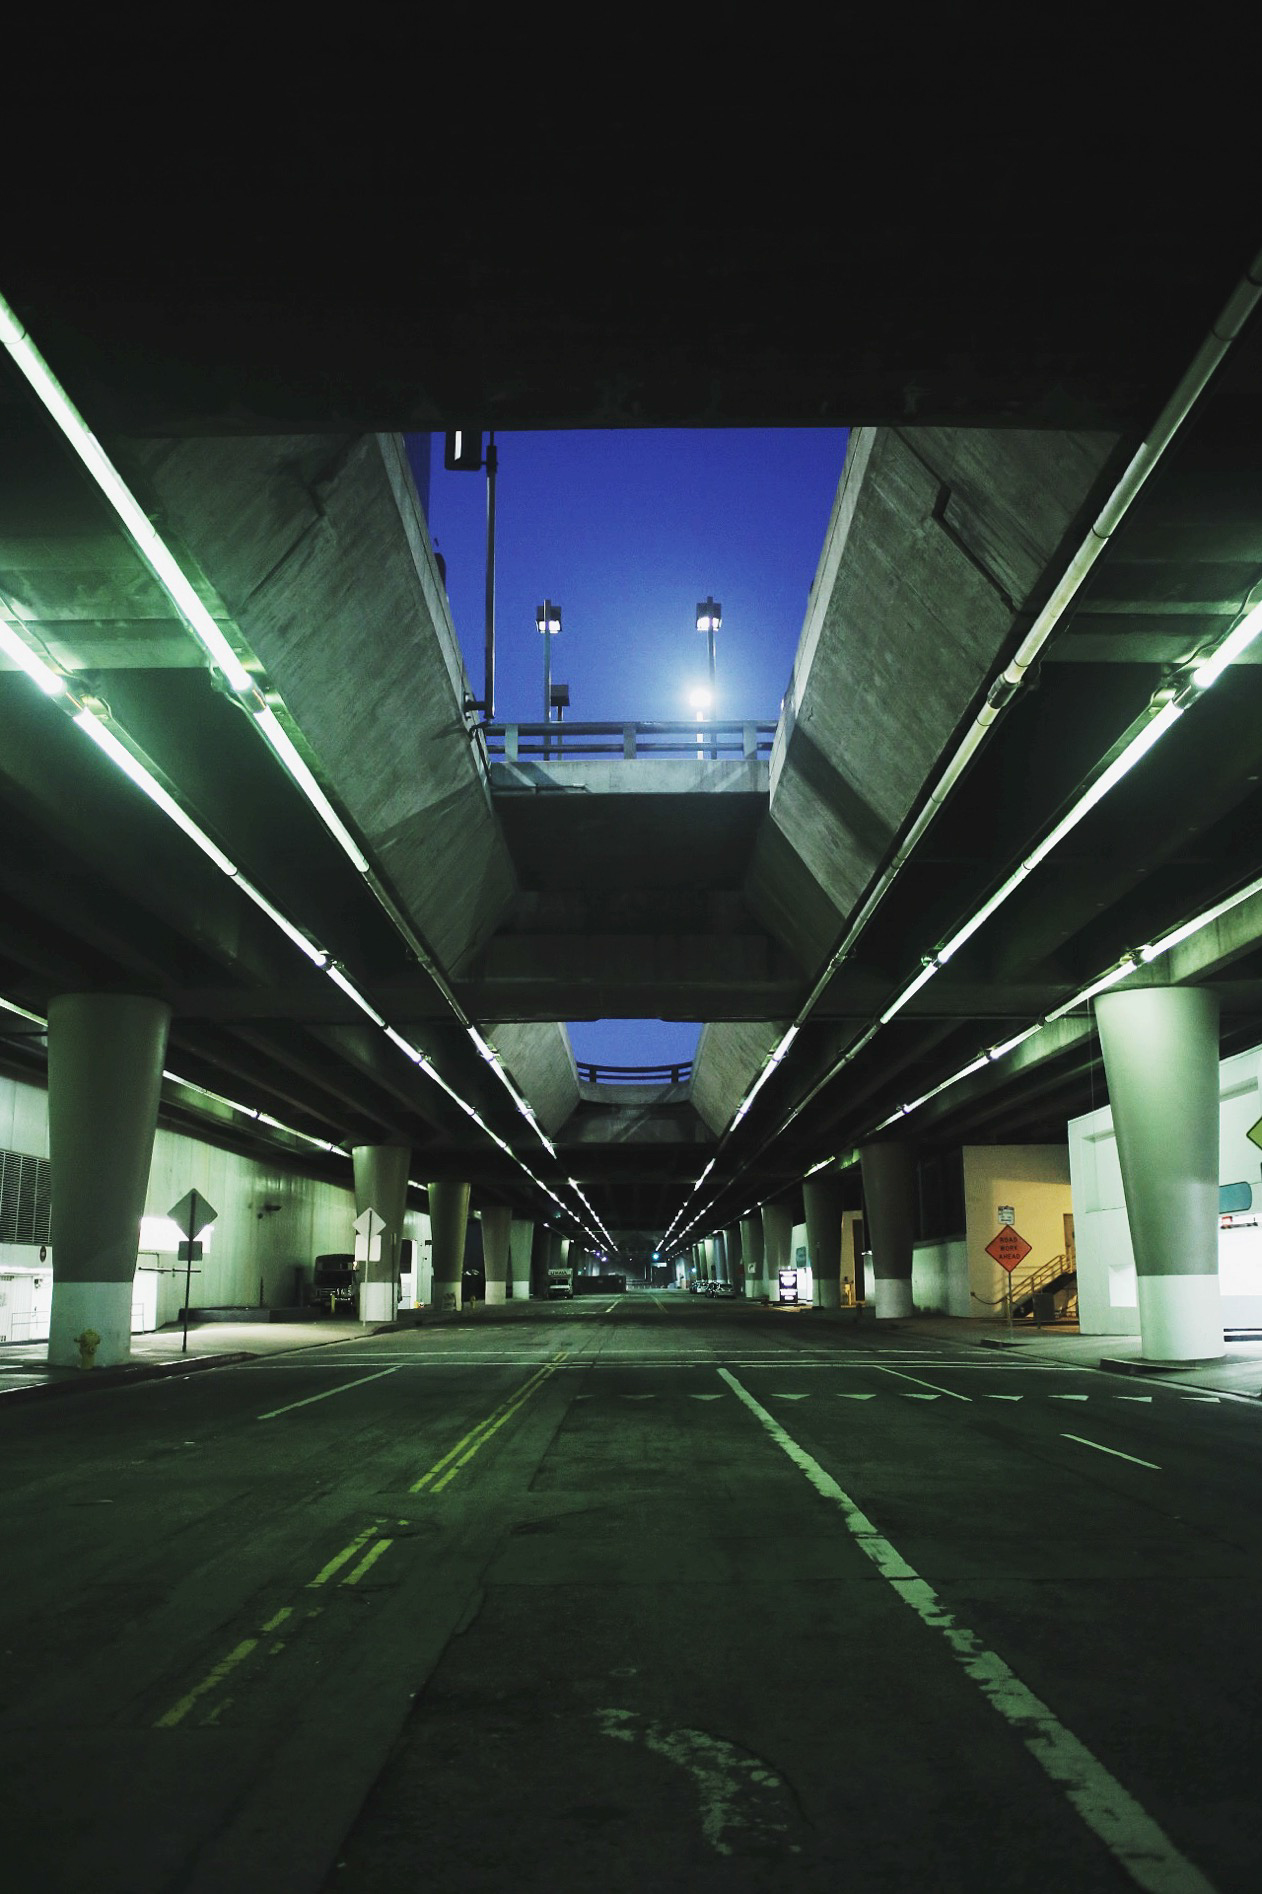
(0, 1350, 257, 1406)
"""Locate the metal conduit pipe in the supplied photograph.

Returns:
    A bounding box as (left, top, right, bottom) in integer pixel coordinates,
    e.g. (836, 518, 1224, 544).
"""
(794, 244, 1262, 1028)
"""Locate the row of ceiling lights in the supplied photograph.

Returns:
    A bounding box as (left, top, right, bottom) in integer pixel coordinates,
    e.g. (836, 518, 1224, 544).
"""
(662, 246, 1262, 1259)
(0, 292, 610, 1255)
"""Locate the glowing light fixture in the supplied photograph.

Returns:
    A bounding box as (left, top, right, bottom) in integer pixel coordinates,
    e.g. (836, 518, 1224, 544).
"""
(0, 293, 253, 694)
(73, 711, 240, 878)
(0, 610, 65, 696)
(1192, 599, 1262, 690)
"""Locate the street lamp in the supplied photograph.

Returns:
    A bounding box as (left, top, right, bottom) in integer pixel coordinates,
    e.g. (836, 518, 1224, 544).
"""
(696, 597, 721, 756)
(536, 599, 561, 756)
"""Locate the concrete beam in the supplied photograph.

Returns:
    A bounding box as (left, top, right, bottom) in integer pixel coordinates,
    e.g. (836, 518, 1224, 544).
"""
(118, 432, 518, 977)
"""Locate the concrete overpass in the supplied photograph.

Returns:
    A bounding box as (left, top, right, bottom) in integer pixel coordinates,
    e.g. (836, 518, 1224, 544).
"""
(2, 214, 1262, 1359)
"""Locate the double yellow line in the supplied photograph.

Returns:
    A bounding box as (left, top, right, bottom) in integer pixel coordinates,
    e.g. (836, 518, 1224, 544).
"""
(155, 1356, 563, 1728)
(411, 1354, 565, 1494)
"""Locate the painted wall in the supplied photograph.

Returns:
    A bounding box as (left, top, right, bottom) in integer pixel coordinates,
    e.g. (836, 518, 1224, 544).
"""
(1069, 1041, 1262, 1336)
(962, 1145, 1072, 1315)
(912, 1239, 970, 1316)
(0, 1069, 383, 1337)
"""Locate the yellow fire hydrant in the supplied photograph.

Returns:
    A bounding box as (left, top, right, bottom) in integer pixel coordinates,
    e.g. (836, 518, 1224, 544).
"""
(74, 1327, 101, 1370)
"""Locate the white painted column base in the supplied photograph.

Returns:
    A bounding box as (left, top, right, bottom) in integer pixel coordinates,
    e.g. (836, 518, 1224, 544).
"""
(815, 1279, 841, 1309)
(874, 1277, 913, 1320)
(48, 1279, 134, 1369)
(511, 1277, 531, 1301)
(359, 1282, 395, 1325)
(484, 1281, 507, 1305)
(1138, 1272, 1223, 1361)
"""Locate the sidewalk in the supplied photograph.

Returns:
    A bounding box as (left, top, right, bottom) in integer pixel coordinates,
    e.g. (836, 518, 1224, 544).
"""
(0, 1317, 386, 1405)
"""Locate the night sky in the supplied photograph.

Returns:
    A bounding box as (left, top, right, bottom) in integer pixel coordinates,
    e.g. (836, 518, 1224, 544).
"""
(412, 427, 848, 1069)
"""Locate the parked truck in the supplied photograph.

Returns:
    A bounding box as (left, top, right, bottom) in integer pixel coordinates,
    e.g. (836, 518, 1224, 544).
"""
(546, 1263, 573, 1299)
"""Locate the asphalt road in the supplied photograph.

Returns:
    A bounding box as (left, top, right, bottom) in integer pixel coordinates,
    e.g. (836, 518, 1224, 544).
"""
(2, 1295, 1259, 1893)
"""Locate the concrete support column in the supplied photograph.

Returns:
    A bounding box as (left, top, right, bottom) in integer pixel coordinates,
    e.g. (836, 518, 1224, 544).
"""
(509, 1218, 534, 1299)
(761, 1201, 793, 1302)
(429, 1181, 471, 1313)
(859, 1142, 915, 1319)
(804, 1175, 845, 1309)
(740, 1216, 765, 1300)
(1095, 987, 1224, 1361)
(725, 1224, 744, 1295)
(352, 1143, 410, 1325)
(481, 1205, 512, 1306)
(47, 993, 172, 1369)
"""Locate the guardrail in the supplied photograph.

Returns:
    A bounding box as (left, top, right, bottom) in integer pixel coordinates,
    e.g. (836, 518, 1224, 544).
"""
(482, 720, 776, 761)
(577, 1061, 693, 1087)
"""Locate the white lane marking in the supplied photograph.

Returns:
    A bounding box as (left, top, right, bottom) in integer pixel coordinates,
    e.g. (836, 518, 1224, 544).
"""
(1061, 1433, 1161, 1470)
(874, 1367, 972, 1402)
(902, 1393, 939, 1401)
(605, 1301, 621, 1312)
(257, 1367, 399, 1420)
(987, 1395, 1023, 1401)
(770, 1392, 810, 1400)
(1183, 1396, 1220, 1403)
(719, 1369, 1211, 1894)
(1116, 1396, 1154, 1403)
(622, 1393, 656, 1401)
(690, 1394, 725, 1401)
(1050, 1394, 1090, 1401)
(837, 1392, 877, 1400)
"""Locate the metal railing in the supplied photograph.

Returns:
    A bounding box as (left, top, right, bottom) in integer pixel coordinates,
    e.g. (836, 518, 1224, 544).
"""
(970, 1252, 1077, 1319)
(482, 720, 776, 762)
(577, 1060, 693, 1087)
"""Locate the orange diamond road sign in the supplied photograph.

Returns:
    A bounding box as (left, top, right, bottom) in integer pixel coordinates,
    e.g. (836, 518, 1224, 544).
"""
(985, 1226, 1032, 1273)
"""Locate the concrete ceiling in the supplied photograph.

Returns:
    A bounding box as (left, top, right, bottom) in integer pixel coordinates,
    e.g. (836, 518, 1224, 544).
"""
(2, 200, 1262, 1253)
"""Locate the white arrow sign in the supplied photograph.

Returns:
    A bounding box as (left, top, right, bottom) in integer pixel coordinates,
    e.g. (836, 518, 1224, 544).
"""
(354, 1206, 387, 1264)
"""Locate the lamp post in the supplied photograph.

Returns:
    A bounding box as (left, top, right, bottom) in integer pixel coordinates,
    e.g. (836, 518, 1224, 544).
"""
(689, 686, 712, 761)
(536, 599, 561, 757)
(696, 597, 721, 757)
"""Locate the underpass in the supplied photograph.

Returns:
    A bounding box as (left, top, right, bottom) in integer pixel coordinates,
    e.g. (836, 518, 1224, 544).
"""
(4, 1301, 1260, 1892)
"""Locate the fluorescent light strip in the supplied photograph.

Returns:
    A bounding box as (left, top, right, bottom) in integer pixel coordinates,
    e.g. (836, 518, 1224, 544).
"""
(1192, 598, 1262, 689)
(0, 994, 46, 1024)
(1140, 871, 1262, 962)
(878, 958, 940, 1025)
(73, 711, 241, 878)
(1045, 957, 1138, 1021)
(234, 876, 328, 966)
(0, 293, 253, 695)
(253, 707, 371, 874)
(0, 609, 65, 696)
(325, 963, 387, 1028)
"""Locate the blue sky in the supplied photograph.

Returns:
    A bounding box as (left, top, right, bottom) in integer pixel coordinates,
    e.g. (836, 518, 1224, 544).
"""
(413, 427, 847, 1068)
